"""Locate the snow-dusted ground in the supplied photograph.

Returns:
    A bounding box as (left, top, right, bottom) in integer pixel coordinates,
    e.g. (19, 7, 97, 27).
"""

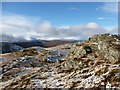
(0, 34, 120, 89)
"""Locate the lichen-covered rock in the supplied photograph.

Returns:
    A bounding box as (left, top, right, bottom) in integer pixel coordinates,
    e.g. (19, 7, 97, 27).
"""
(88, 33, 119, 42)
(89, 34, 120, 63)
(61, 34, 120, 71)
(96, 41, 120, 64)
(12, 47, 44, 57)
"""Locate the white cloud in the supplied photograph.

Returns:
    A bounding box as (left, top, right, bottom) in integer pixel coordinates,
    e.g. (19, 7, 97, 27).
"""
(69, 7, 79, 11)
(0, 33, 26, 42)
(36, 21, 57, 34)
(109, 28, 119, 34)
(97, 17, 105, 20)
(54, 22, 106, 40)
(97, 17, 114, 20)
(36, 21, 52, 32)
(2, 13, 37, 35)
(97, 2, 118, 13)
(104, 26, 117, 31)
(1, 13, 115, 41)
(86, 22, 99, 29)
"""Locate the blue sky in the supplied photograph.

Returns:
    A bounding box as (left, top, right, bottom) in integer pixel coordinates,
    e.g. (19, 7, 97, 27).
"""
(1, 2, 118, 41)
(2, 2, 117, 27)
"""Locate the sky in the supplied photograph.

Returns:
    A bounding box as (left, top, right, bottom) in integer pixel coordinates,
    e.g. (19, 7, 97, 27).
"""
(1, 2, 118, 41)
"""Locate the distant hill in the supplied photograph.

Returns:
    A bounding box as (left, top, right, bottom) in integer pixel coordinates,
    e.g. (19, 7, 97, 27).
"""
(43, 40, 76, 47)
(0, 42, 23, 54)
(13, 40, 76, 48)
(13, 40, 44, 48)
(1, 40, 77, 54)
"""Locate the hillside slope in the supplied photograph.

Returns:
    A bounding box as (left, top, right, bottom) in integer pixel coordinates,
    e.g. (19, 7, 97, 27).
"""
(0, 42, 23, 54)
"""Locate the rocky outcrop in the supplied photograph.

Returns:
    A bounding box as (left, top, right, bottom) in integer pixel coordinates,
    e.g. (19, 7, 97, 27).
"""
(0, 46, 69, 83)
(0, 34, 120, 89)
(59, 34, 120, 88)
(89, 34, 120, 64)
(12, 47, 44, 57)
(61, 34, 120, 71)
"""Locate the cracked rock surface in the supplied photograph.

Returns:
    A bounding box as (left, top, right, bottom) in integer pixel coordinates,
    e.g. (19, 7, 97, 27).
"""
(0, 34, 120, 89)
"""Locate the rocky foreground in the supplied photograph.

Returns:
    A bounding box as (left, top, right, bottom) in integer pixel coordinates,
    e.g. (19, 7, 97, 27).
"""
(0, 34, 120, 89)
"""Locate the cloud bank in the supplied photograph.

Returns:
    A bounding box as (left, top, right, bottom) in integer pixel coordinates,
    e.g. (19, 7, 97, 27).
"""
(97, 2, 118, 13)
(1, 13, 117, 41)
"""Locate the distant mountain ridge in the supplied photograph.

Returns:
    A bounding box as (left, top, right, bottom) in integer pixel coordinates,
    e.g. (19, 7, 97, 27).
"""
(13, 40, 77, 48)
(0, 42, 23, 54)
(1, 40, 77, 54)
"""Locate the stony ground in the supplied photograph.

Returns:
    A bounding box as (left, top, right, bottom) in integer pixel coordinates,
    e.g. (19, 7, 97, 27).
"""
(0, 34, 120, 89)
